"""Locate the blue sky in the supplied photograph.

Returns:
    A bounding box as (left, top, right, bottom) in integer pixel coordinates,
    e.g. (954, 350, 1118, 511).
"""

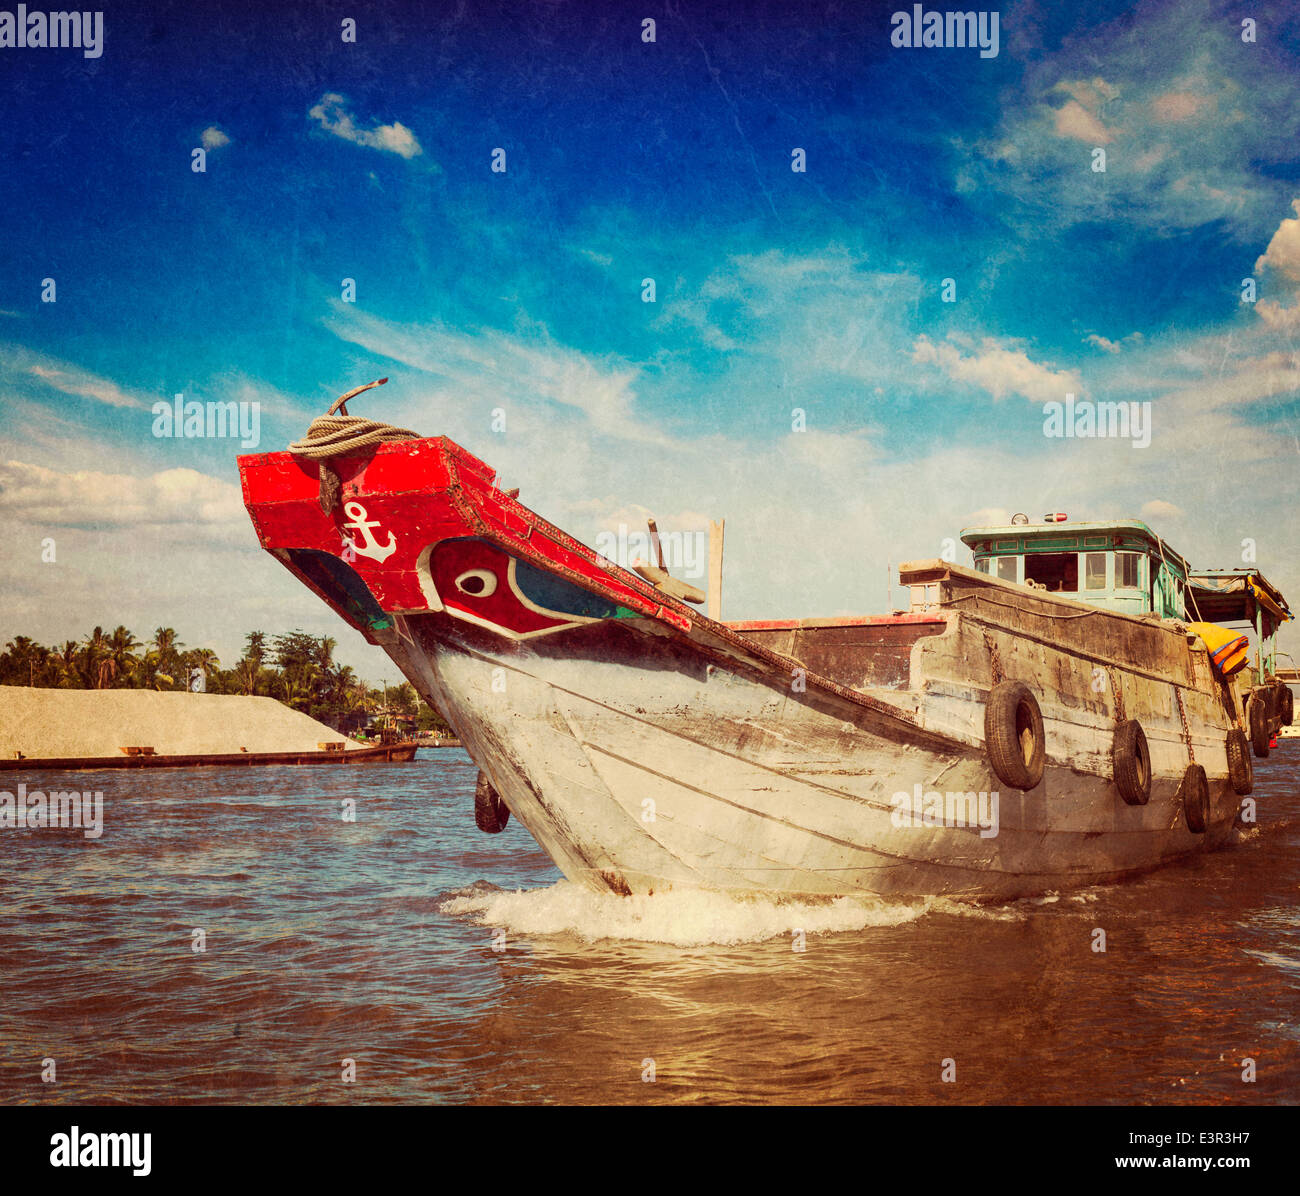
(2, 0, 1299, 678)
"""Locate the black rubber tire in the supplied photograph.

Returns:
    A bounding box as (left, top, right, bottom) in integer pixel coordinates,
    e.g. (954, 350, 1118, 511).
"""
(1281, 685, 1294, 727)
(1181, 763, 1209, 834)
(1249, 694, 1270, 759)
(474, 771, 510, 833)
(1112, 719, 1151, 806)
(984, 680, 1046, 791)
(1226, 728, 1253, 796)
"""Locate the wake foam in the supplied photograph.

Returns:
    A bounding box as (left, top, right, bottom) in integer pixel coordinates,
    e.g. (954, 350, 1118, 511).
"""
(436, 880, 935, 946)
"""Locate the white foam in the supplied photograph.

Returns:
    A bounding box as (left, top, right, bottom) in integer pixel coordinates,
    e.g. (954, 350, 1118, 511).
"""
(931, 896, 1026, 921)
(437, 880, 934, 947)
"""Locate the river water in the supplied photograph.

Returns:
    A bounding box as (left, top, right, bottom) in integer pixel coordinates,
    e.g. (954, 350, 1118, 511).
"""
(2, 744, 1298, 1105)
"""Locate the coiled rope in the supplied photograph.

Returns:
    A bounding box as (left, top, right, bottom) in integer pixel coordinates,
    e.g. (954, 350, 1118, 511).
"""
(288, 415, 418, 459)
(288, 378, 420, 513)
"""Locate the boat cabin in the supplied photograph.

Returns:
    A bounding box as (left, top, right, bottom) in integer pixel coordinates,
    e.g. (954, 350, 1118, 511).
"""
(1186, 568, 1293, 685)
(960, 517, 1190, 619)
(958, 516, 1294, 684)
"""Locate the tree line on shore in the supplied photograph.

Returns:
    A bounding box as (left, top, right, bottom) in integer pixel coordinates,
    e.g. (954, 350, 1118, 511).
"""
(0, 627, 451, 734)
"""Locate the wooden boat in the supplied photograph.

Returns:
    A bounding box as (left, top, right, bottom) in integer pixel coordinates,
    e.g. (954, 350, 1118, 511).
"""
(0, 740, 419, 771)
(237, 412, 1294, 901)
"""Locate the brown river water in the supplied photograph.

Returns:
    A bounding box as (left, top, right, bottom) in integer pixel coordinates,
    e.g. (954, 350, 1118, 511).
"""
(1, 744, 1298, 1105)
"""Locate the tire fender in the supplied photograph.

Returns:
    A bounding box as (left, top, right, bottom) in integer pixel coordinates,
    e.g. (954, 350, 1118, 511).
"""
(474, 770, 510, 833)
(1225, 727, 1253, 796)
(1249, 694, 1270, 759)
(984, 680, 1046, 791)
(1181, 763, 1210, 834)
(1112, 719, 1151, 806)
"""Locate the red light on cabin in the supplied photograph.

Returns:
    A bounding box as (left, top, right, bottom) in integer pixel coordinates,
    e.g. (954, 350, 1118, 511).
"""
(1044, 512, 1067, 522)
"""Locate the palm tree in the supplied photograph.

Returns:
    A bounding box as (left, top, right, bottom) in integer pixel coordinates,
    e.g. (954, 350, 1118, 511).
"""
(234, 631, 267, 695)
(326, 662, 355, 706)
(389, 682, 418, 716)
(105, 626, 140, 687)
(312, 637, 337, 706)
(281, 676, 314, 711)
(153, 626, 182, 664)
(313, 636, 336, 673)
(233, 656, 258, 695)
(56, 640, 80, 688)
(83, 626, 110, 688)
(182, 647, 221, 691)
(147, 628, 183, 690)
(3, 636, 39, 685)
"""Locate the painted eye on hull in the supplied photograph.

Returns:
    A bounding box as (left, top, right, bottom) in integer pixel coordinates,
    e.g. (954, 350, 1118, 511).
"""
(454, 568, 498, 598)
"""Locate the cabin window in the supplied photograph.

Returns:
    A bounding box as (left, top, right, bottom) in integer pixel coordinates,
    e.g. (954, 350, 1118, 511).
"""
(1084, 552, 1107, 591)
(1024, 552, 1078, 592)
(995, 555, 1018, 582)
(975, 557, 990, 574)
(1117, 552, 1141, 589)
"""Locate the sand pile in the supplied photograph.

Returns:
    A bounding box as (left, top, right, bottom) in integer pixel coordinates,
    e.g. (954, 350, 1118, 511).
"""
(0, 687, 358, 759)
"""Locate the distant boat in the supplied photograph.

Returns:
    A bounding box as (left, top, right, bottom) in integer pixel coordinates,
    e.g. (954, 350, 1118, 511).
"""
(239, 414, 1295, 901)
(0, 741, 418, 771)
(0, 687, 420, 770)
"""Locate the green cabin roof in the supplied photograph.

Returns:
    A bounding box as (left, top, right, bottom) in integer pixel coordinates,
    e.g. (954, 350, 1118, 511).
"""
(959, 519, 1191, 574)
(957, 518, 1291, 631)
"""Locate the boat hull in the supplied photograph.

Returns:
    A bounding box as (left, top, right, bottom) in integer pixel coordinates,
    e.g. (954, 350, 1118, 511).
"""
(382, 613, 1240, 901)
(237, 436, 1251, 902)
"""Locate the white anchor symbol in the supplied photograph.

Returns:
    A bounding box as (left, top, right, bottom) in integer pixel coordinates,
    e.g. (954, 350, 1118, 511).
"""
(340, 500, 397, 563)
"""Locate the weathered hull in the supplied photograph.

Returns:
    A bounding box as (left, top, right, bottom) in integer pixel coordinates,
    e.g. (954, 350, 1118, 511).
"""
(378, 612, 1240, 901)
(238, 436, 1251, 902)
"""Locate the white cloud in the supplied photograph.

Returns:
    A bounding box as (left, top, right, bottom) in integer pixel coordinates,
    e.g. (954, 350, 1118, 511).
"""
(201, 126, 230, 150)
(21, 358, 146, 410)
(1085, 334, 1122, 354)
(1141, 499, 1183, 520)
(1169, 350, 1300, 410)
(1256, 300, 1300, 331)
(656, 247, 924, 384)
(1052, 99, 1118, 144)
(1151, 91, 1211, 123)
(1251, 197, 1300, 328)
(911, 334, 1082, 403)
(308, 93, 422, 159)
(963, 506, 1013, 527)
(971, 10, 1299, 236)
(0, 460, 246, 540)
(1255, 198, 1300, 282)
(322, 305, 668, 447)
(1084, 332, 1142, 354)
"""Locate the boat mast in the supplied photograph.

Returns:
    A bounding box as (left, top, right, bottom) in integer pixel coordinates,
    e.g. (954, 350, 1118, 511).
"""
(708, 519, 725, 621)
